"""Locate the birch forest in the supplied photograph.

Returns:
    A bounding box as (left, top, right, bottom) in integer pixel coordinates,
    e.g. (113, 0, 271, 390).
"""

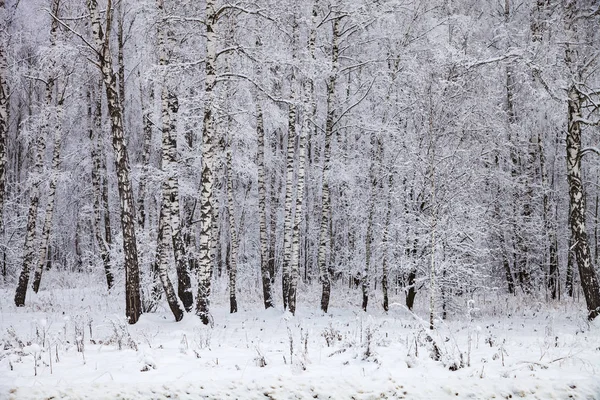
(3, 0, 600, 325)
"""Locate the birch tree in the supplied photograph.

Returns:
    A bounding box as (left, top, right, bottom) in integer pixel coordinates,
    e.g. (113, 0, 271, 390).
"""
(318, 16, 340, 313)
(196, 0, 217, 324)
(89, 80, 113, 290)
(0, 0, 8, 236)
(87, 0, 141, 324)
(14, 0, 60, 306)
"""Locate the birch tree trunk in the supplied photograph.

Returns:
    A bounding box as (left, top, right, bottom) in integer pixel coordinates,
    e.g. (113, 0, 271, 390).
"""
(32, 100, 63, 293)
(288, 80, 310, 315)
(538, 133, 558, 300)
(155, 197, 185, 321)
(363, 161, 375, 312)
(318, 17, 339, 313)
(15, 1, 59, 305)
(196, 0, 216, 325)
(566, 84, 600, 320)
(226, 143, 238, 313)
(282, 90, 296, 311)
(0, 0, 7, 234)
(157, 0, 193, 311)
(381, 172, 392, 312)
(89, 82, 113, 290)
(137, 80, 153, 229)
(88, 0, 141, 324)
(256, 101, 273, 309)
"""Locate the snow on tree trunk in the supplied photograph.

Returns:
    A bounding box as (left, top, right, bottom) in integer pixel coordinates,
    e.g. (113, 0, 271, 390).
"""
(196, 0, 217, 325)
(89, 82, 113, 290)
(566, 85, 600, 320)
(363, 165, 375, 312)
(0, 0, 7, 236)
(137, 80, 154, 229)
(157, 0, 193, 311)
(288, 81, 310, 316)
(15, 2, 59, 305)
(88, 0, 141, 324)
(32, 101, 63, 293)
(256, 102, 273, 309)
(382, 172, 392, 312)
(155, 197, 185, 321)
(538, 133, 558, 300)
(318, 17, 339, 314)
(282, 93, 296, 311)
(226, 143, 238, 314)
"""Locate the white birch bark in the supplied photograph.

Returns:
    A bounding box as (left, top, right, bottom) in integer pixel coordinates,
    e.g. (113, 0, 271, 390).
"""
(89, 82, 113, 290)
(318, 17, 339, 313)
(32, 102, 63, 293)
(88, 0, 141, 324)
(256, 101, 273, 308)
(566, 83, 600, 320)
(282, 91, 296, 311)
(157, 0, 193, 312)
(288, 86, 308, 316)
(226, 142, 238, 313)
(137, 79, 153, 229)
(196, 0, 217, 324)
(0, 0, 7, 233)
(15, 1, 59, 306)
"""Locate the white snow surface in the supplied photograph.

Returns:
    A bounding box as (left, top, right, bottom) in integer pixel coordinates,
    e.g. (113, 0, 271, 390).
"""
(1, 281, 600, 399)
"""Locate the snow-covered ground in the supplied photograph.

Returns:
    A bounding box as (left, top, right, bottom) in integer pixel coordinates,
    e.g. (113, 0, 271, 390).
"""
(1, 273, 599, 399)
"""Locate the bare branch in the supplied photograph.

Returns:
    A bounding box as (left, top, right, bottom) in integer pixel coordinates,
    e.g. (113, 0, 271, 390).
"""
(332, 77, 375, 128)
(216, 73, 292, 105)
(46, 9, 99, 55)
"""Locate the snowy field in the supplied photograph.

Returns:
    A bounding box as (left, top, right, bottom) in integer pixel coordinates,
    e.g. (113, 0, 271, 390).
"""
(1, 272, 600, 400)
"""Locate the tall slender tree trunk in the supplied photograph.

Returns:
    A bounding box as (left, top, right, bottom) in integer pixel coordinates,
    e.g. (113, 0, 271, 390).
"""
(288, 79, 310, 315)
(196, 0, 217, 325)
(363, 164, 375, 312)
(88, 0, 141, 324)
(282, 90, 296, 311)
(137, 80, 154, 229)
(538, 133, 558, 300)
(0, 0, 8, 237)
(155, 197, 184, 321)
(318, 17, 339, 314)
(382, 171, 392, 312)
(15, 1, 59, 305)
(257, 102, 273, 309)
(156, 0, 193, 311)
(566, 84, 600, 320)
(89, 82, 113, 290)
(32, 100, 63, 293)
(226, 143, 238, 313)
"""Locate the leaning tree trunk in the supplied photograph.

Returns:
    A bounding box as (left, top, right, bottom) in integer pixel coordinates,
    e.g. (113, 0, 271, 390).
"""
(14, 119, 47, 306)
(196, 0, 217, 325)
(318, 17, 339, 313)
(88, 0, 141, 324)
(14, 0, 60, 306)
(566, 85, 600, 320)
(155, 197, 185, 321)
